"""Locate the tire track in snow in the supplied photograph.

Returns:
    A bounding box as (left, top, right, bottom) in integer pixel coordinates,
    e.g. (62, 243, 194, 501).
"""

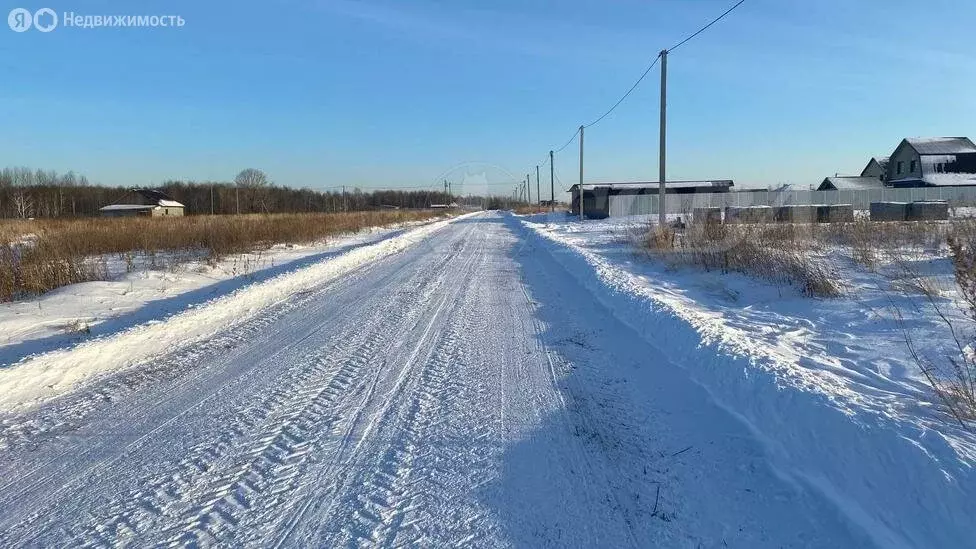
(0, 221, 476, 547)
(321, 229, 504, 547)
(66, 232, 467, 547)
(272, 227, 485, 547)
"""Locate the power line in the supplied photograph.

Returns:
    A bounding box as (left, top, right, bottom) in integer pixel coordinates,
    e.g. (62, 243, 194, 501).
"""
(584, 53, 661, 129)
(530, 0, 746, 188)
(553, 128, 580, 154)
(668, 0, 746, 53)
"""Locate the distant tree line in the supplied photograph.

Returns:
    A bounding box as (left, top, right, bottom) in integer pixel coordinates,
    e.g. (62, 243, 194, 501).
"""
(0, 167, 479, 218)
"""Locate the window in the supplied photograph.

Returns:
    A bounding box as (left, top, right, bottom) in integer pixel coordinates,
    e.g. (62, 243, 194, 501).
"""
(910, 160, 917, 173)
(897, 161, 903, 175)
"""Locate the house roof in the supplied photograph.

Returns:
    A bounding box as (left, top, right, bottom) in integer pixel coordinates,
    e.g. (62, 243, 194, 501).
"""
(819, 176, 885, 190)
(904, 137, 976, 156)
(103, 188, 185, 209)
(99, 204, 159, 211)
(860, 156, 890, 177)
(132, 189, 184, 207)
(571, 180, 733, 191)
(889, 173, 976, 187)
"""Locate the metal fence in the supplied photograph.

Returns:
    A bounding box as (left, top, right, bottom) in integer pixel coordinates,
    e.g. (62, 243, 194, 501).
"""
(608, 186, 976, 217)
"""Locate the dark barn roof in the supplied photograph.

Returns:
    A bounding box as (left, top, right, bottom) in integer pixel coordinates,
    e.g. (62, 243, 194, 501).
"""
(571, 180, 733, 195)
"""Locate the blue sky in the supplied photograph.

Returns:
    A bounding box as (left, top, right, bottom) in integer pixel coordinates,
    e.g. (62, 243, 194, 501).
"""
(1, 0, 974, 196)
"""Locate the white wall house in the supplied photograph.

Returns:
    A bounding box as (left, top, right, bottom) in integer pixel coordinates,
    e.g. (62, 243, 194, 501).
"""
(99, 189, 185, 217)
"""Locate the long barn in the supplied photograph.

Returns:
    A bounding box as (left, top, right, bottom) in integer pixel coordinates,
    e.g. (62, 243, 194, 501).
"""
(570, 180, 734, 219)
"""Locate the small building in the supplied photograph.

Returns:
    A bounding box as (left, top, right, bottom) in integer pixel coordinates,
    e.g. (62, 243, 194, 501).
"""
(99, 189, 185, 217)
(818, 176, 885, 191)
(570, 180, 734, 219)
(860, 156, 889, 181)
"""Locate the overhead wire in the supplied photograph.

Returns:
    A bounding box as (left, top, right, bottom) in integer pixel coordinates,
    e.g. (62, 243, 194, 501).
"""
(528, 0, 746, 189)
(667, 0, 746, 53)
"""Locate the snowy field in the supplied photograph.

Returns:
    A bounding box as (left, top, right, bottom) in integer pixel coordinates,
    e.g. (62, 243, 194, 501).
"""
(0, 211, 971, 547)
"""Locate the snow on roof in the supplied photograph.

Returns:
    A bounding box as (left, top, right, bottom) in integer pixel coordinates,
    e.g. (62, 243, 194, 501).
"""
(131, 189, 185, 208)
(102, 189, 185, 209)
(99, 204, 160, 211)
(905, 137, 976, 155)
(889, 173, 976, 187)
(873, 156, 890, 167)
(820, 176, 884, 190)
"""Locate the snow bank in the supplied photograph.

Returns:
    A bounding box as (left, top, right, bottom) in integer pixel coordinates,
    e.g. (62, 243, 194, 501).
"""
(0, 215, 468, 412)
(0, 223, 428, 355)
(514, 214, 976, 549)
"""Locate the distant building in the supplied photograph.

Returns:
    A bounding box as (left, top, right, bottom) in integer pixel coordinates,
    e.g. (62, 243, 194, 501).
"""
(570, 180, 734, 219)
(818, 176, 886, 191)
(822, 137, 976, 190)
(99, 189, 185, 217)
(860, 156, 889, 180)
(886, 137, 976, 187)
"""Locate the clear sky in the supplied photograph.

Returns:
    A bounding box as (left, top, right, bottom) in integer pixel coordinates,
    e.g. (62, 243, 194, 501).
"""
(1, 0, 974, 196)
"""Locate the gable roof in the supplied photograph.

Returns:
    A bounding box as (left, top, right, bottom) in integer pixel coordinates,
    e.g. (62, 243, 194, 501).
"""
(102, 188, 185, 209)
(904, 137, 976, 156)
(860, 156, 889, 177)
(132, 189, 184, 207)
(819, 176, 884, 191)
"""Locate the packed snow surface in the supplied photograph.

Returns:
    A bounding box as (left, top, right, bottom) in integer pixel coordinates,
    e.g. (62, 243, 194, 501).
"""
(0, 211, 970, 547)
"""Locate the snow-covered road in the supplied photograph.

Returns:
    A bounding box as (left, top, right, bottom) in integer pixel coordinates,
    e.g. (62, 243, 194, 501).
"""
(0, 212, 870, 547)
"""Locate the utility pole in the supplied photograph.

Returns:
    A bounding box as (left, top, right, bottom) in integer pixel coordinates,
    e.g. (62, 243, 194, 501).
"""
(549, 150, 555, 213)
(526, 174, 531, 205)
(342, 185, 347, 212)
(659, 49, 668, 228)
(536, 165, 540, 207)
(210, 185, 215, 215)
(579, 125, 584, 221)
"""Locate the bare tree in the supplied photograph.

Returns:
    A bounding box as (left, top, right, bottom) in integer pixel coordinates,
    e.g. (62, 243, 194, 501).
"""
(234, 168, 270, 214)
(234, 168, 268, 188)
(12, 190, 34, 219)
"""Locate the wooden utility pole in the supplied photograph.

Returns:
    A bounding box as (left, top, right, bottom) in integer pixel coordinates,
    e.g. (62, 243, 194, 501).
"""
(659, 49, 668, 228)
(526, 174, 531, 204)
(578, 125, 584, 221)
(210, 185, 215, 215)
(549, 150, 555, 213)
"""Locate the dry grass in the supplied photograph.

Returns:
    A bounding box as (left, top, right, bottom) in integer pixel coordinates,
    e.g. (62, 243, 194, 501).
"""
(642, 214, 976, 425)
(0, 210, 444, 301)
(512, 205, 551, 215)
(643, 221, 841, 297)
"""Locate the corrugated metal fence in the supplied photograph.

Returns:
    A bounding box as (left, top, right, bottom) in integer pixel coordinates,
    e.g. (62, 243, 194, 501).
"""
(608, 186, 976, 217)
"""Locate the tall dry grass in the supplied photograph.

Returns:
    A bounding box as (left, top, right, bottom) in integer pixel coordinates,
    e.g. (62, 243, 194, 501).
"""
(0, 210, 444, 301)
(641, 214, 976, 425)
(643, 221, 841, 297)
